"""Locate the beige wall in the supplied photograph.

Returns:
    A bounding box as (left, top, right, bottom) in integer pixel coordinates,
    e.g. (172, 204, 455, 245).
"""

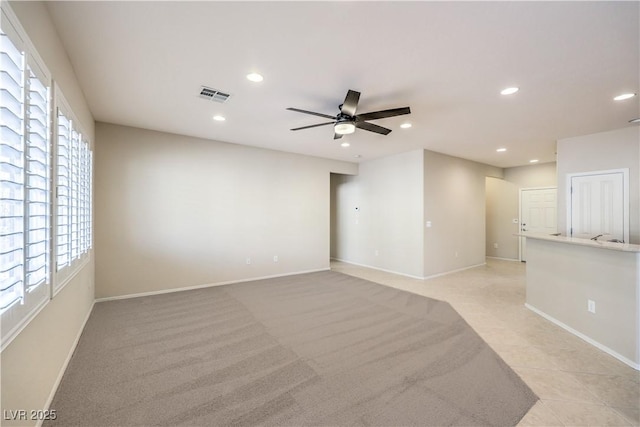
(1, 2, 95, 426)
(557, 127, 640, 244)
(95, 122, 357, 299)
(486, 162, 557, 260)
(504, 162, 557, 188)
(526, 238, 640, 367)
(423, 150, 501, 277)
(332, 149, 501, 278)
(1, 267, 95, 427)
(331, 150, 425, 277)
(485, 177, 520, 259)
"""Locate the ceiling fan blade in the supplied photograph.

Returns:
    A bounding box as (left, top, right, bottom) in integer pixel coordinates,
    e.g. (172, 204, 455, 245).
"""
(287, 107, 336, 120)
(333, 133, 343, 140)
(356, 107, 411, 121)
(355, 121, 392, 135)
(290, 122, 335, 131)
(340, 90, 360, 117)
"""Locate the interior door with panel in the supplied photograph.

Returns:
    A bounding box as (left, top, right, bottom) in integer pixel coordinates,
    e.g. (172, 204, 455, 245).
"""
(520, 188, 557, 261)
(569, 171, 626, 242)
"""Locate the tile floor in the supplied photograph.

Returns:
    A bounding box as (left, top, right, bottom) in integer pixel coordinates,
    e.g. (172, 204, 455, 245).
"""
(330, 258, 640, 426)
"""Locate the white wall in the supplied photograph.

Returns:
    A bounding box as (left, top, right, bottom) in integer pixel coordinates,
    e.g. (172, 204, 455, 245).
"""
(423, 150, 501, 277)
(1, 2, 95, 426)
(331, 150, 424, 277)
(486, 162, 557, 260)
(95, 122, 357, 298)
(557, 127, 640, 244)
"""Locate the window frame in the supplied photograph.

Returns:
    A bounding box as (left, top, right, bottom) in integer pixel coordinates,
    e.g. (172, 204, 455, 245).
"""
(52, 87, 92, 297)
(1, 4, 52, 349)
(0, 2, 94, 351)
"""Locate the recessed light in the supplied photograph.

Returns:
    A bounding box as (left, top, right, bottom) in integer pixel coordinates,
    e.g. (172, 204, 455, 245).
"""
(496, 148, 507, 152)
(341, 142, 350, 147)
(500, 87, 519, 95)
(629, 118, 640, 124)
(529, 159, 539, 163)
(246, 73, 263, 82)
(213, 115, 225, 121)
(613, 93, 636, 101)
(400, 123, 412, 129)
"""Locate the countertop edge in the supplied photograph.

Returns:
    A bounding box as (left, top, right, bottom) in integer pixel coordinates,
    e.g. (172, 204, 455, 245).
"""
(515, 233, 640, 253)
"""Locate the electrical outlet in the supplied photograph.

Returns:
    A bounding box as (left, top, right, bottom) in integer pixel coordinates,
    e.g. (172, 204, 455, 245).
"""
(375, 250, 379, 256)
(493, 243, 498, 249)
(587, 299, 596, 314)
(246, 257, 251, 265)
(273, 255, 278, 262)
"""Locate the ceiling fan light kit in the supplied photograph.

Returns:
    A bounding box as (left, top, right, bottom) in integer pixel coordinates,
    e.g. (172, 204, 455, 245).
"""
(334, 122, 356, 135)
(287, 89, 411, 140)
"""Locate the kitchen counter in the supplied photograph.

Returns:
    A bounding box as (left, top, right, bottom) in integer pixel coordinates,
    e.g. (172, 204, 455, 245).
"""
(520, 234, 639, 370)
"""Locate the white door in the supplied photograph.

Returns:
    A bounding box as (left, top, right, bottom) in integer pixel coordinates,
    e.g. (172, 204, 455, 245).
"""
(520, 188, 557, 261)
(570, 172, 625, 242)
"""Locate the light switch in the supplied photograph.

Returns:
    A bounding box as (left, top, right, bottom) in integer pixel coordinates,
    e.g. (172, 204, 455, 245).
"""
(426, 221, 432, 228)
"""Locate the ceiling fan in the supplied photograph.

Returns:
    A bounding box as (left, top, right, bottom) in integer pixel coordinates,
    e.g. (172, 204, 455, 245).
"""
(287, 90, 411, 139)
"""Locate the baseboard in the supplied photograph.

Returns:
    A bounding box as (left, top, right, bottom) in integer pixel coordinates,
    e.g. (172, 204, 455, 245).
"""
(330, 258, 486, 281)
(95, 268, 331, 302)
(423, 262, 487, 280)
(486, 256, 521, 262)
(525, 303, 640, 371)
(330, 258, 425, 280)
(38, 300, 95, 427)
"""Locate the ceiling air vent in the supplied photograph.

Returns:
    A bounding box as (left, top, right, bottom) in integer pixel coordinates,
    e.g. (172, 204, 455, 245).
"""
(199, 86, 230, 103)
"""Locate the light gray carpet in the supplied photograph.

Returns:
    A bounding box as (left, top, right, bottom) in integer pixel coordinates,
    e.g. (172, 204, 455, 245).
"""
(46, 270, 537, 426)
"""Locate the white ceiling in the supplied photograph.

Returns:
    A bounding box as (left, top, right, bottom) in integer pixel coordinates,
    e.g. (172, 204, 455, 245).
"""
(46, 1, 639, 168)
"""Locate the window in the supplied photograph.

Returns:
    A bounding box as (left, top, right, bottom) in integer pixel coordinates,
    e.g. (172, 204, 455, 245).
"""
(56, 110, 71, 271)
(26, 65, 51, 290)
(0, 28, 25, 313)
(53, 97, 92, 292)
(0, 4, 93, 349)
(1, 20, 52, 343)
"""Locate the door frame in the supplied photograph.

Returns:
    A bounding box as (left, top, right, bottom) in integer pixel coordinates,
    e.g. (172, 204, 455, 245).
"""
(519, 186, 557, 262)
(566, 168, 629, 243)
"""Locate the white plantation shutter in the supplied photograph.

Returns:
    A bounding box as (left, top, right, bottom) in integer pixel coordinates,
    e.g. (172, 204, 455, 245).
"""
(56, 109, 71, 271)
(54, 98, 93, 294)
(1, 2, 93, 349)
(55, 108, 92, 274)
(88, 150, 92, 249)
(1, 17, 51, 344)
(79, 138, 90, 254)
(25, 64, 50, 290)
(0, 29, 25, 312)
(70, 129, 80, 260)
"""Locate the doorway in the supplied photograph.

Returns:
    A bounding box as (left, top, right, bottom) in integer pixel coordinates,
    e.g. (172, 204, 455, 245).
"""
(520, 187, 557, 261)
